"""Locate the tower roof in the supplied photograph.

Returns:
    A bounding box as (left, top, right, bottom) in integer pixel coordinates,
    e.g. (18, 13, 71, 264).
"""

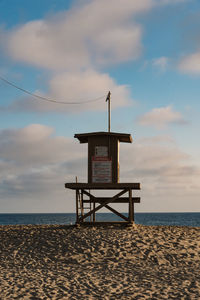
(74, 131, 132, 143)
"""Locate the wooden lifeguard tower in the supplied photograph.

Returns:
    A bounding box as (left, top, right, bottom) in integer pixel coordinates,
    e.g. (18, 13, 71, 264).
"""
(65, 92, 141, 225)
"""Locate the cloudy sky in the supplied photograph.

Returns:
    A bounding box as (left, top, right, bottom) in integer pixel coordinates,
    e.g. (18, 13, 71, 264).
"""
(0, 0, 200, 213)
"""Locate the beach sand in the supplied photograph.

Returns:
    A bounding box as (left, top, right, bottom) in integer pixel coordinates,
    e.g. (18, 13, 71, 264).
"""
(0, 224, 199, 299)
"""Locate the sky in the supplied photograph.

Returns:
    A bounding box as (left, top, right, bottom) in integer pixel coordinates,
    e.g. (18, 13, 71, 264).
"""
(0, 0, 200, 213)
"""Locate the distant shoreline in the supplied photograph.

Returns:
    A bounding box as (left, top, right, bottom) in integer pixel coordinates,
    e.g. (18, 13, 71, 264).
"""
(0, 212, 200, 227)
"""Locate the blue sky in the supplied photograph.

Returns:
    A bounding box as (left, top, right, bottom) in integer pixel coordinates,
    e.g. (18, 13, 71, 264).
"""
(0, 0, 200, 212)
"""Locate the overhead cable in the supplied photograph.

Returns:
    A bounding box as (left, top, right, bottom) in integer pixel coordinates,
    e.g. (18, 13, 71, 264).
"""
(0, 75, 106, 105)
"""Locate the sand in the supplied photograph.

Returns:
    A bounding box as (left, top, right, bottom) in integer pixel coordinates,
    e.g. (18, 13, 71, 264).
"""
(0, 224, 199, 299)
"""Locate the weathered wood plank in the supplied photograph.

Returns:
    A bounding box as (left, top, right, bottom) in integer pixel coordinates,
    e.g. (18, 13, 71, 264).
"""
(83, 197, 140, 203)
(65, 182, 140, 190)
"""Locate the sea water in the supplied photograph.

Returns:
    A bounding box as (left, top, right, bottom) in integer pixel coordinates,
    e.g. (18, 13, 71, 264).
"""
(0, 213, 199, 226)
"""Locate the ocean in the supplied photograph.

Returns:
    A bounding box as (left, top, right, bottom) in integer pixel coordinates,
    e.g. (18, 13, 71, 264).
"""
(0, 213, 199, 226)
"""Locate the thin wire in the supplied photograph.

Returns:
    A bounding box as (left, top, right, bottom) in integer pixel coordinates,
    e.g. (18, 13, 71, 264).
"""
(0, 75, 106, 105)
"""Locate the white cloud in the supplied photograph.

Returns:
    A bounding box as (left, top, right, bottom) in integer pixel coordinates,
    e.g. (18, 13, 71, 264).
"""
(0, 124, 84, 167)
(0, 124, 87, 212)
(0, 124, 199, 212)
(1, 0, 187, 71)
(3, 0, 154, 70)
(120, 137, 200, 212)
(178, 51, 200, 74)
(137, 106, 187, 129)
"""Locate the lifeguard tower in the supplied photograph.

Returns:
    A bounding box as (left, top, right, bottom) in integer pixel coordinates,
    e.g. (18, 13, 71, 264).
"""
(65, 92, 141, 225)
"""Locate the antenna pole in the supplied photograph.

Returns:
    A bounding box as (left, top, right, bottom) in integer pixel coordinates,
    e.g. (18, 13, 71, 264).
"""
(106, 91, 111, 132)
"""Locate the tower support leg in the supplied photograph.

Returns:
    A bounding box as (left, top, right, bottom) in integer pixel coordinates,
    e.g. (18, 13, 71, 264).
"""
(129, 188, 134, 223)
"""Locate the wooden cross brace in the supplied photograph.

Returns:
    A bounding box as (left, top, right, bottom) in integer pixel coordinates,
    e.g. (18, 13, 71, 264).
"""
(78, 188, 133, 222)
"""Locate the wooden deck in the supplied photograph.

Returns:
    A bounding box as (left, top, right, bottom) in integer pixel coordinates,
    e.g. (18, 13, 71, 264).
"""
(65, 182, 140, 190)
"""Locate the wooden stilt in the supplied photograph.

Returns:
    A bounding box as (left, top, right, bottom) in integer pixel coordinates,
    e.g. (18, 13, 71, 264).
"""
(80, 189, 84, 221)
(76, 189, 79, 223)
(93, 201, 96, 222)
(129, 188, 133, 223)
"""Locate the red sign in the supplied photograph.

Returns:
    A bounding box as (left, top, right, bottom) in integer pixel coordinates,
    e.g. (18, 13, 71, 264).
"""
(92, 156, 112, 183)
